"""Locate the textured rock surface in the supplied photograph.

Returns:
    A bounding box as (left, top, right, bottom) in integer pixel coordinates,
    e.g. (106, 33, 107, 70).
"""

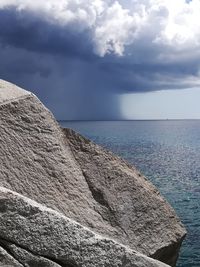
(0, 79, 186, 266)
(0, 239, 62, 267)
(0, 187, 170, 267)
(0, 246, 23, 267)
(64, 129, 186, 266)
(0, 80, 31, 105)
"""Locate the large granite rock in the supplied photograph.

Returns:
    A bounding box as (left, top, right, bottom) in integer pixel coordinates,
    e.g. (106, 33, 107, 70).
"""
(0, 79, 186, 266)
(0, 187, 169, 267)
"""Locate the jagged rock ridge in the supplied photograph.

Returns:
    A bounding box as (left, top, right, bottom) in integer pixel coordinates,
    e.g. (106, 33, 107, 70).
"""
(0, 80, 186, 266)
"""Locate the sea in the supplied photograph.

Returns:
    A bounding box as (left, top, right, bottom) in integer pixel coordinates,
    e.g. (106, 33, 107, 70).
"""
(60, 120, 200, 267)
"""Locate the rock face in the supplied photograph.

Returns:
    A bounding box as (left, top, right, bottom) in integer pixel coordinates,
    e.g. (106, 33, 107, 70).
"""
(0, 187, 170, 267)
(0, 79, 186, 266)
(64, 129, 186, 266)
(0, 239, 61, 267)
(0, 246, 24, 267)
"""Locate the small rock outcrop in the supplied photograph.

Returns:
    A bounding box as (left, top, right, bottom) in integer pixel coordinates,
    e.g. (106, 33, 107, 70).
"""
(0, 187, 169, 267)
(0, 79, 186, 266)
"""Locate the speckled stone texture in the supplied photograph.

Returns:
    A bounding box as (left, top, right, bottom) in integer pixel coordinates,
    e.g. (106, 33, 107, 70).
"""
(0, 246, 23, 267)
(0, 239, 62, 267)
(0, 187, 170, 267)
(0, 79, 186, 266)
(0, 79, 31, 105)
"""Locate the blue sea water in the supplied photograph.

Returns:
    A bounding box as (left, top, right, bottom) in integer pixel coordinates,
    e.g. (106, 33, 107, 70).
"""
(60, 120, 200, 267)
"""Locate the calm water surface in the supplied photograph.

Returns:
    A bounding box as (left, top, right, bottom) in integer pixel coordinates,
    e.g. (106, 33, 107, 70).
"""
(60, 120, 200, 267)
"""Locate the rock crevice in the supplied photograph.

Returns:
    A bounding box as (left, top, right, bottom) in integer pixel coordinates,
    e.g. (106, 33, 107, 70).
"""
(0, 237, 66, 267)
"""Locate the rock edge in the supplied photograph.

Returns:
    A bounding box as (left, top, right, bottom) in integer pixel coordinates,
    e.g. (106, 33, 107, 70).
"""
(0, 186, 170, 267)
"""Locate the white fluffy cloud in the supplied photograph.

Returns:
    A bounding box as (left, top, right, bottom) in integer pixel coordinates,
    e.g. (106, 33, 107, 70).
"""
(0, 0, 200, 57)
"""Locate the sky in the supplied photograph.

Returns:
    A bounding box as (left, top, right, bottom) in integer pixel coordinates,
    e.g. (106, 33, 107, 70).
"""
(0, 0, 200, 120)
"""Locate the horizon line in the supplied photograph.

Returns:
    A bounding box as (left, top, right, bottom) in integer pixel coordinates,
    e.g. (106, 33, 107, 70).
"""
(58, 118, 200, 122)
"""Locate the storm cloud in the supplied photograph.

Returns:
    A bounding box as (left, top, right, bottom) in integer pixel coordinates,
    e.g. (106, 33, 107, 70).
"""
(0, 0, 200, 119)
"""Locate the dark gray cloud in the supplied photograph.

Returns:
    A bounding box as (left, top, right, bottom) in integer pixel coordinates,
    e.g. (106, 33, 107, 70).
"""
(0, 8, 95, 60)
(0, 35, 121, 119)
(0, 1, 200, 119)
